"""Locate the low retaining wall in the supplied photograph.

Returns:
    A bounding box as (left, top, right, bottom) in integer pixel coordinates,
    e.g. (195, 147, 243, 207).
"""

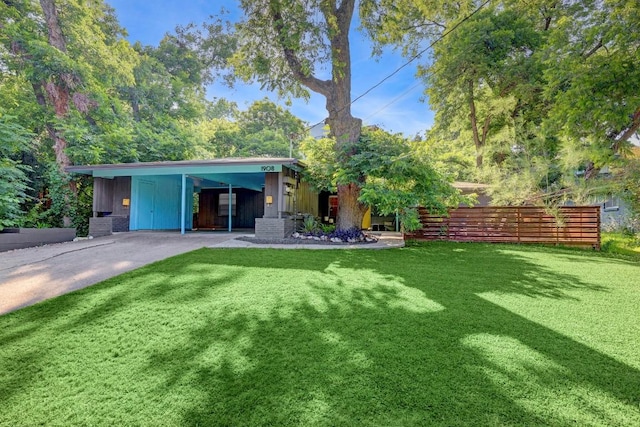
(89, 216, 130, 237)
(255, 218, 296, 239)
(0, 228, 77, 252)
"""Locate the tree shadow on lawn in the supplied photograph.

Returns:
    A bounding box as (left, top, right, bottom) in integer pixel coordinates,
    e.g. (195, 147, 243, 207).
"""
(145, 244, 640, 425)
(1, 243, 639, 425)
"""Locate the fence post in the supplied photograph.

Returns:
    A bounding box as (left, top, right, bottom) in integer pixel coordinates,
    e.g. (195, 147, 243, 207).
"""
(517, 208, 521, 243)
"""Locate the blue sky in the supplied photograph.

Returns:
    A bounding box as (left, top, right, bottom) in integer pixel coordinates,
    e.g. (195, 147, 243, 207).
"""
(105, 0, 434, 137)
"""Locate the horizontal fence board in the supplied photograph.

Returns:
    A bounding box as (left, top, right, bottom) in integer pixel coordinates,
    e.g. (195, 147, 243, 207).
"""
(407, 206, 600, 249)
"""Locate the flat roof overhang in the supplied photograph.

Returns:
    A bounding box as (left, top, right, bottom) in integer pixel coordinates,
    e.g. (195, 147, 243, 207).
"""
(66, 157, 304, 192)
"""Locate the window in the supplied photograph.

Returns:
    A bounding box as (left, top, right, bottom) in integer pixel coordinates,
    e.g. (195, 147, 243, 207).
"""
(603, 194, 619, 212)
(328, 195, 339, 219)
(218, 193, 237, 216)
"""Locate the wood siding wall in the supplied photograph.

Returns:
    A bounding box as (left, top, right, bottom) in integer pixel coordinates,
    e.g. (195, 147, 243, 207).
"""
(406, 206, 600, 249)
(93, 177, 131, 216)
(296, 181, 319, 216)
(197, 189, 264, 229)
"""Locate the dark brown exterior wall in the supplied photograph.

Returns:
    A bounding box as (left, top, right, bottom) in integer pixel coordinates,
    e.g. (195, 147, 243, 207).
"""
(93, 177, 131, 216)
(196, 189, 264, 229)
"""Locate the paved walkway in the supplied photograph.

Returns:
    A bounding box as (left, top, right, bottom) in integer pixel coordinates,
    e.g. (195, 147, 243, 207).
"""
(0, 231, 404, 315)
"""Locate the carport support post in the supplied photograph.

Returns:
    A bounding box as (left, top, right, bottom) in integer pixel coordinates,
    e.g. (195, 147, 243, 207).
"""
(180, 174, 186, 235)
(277, 172, 283, 219)
(228, 184, 232, 232)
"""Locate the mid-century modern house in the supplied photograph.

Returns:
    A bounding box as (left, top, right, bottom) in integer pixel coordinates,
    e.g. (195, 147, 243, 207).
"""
(67, 158, 320, 239)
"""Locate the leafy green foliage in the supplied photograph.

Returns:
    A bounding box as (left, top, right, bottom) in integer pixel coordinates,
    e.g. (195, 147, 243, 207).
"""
(230, 0, 330, 100)
(302, 127, 464, 231)
(363, 0, 640, 210)
(301, 215, 321, 234)
(601, 232, 640, 259)
(192, 99, 309, 159)
(0, 112, 33, 230)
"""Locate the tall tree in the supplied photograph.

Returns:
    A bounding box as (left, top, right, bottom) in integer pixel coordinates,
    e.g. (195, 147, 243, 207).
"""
(1, 0, 74, 172)
(0, 111, 33, 230)
(237, 98, 305, 139)
(1, 0, 139, 228)
(39, 0, 73, 171)
(191, 99, 308, 159)
(231, 0, 367, 229)
(363, 0, 640, 207)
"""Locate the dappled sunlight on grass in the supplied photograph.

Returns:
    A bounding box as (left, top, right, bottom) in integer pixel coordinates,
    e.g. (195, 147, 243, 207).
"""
(195, 332, 255, 375)
(479, 248, 640, 370)
(319, 329, 374, 370)
(173, 260, 444, 322)
(295, 388, 331, 425)
(140, 259, 443, 419)
(321, 262, 445, 314)
(462, 333, 640, 425)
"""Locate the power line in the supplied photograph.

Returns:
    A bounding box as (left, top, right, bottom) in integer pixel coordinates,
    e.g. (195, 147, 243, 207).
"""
(305, 0, 492, 132)
(363, 80, 423, 123)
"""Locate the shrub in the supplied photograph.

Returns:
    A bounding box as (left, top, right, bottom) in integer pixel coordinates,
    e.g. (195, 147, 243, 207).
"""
(329, 227, 364, 242)
(320, 223, 336, 234)
(301, 215, 320, 234)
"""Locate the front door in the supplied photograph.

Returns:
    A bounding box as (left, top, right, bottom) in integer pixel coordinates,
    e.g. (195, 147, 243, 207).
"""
(137, 180, 155, 229)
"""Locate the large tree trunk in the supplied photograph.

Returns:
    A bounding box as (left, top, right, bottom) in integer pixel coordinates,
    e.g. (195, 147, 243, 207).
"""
(39, 0, 72, 171)
(39, 0, 76, 226)
(323, 0, 366, 230)
(326, 94, 367, 230)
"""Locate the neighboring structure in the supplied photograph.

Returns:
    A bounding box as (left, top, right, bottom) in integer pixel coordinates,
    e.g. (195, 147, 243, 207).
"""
(595, 193, 633, 230)
(67, 158, 319, 239)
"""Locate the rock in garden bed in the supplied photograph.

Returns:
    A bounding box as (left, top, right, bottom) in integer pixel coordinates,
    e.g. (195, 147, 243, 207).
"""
(238, 230, 379, 245)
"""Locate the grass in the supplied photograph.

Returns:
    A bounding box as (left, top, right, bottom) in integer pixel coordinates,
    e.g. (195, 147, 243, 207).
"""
(1, 242, 639, 426)
(601, 232, 640, 259)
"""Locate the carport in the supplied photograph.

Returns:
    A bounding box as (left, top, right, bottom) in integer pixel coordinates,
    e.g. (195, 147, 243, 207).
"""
(67, 158, 316, 238)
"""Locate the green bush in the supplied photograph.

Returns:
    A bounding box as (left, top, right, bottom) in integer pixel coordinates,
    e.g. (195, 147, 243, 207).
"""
(301, 215, 320, 234)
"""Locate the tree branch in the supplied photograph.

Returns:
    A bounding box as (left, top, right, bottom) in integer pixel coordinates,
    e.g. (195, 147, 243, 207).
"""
(481, 113, 492, 143)
(39, 0, 67, 52)
(269, 5, 332, 97)
(539, 2, 557, 31)
(403, 19, 447, 32)
(582, 39, 603, 59)
(337, 0, 355, 26)
(467, 80, 483, 167)
(614, 107, 640, 148)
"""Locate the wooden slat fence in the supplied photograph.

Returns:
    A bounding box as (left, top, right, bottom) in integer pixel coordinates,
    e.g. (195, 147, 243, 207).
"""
(405, 206, 600, 249)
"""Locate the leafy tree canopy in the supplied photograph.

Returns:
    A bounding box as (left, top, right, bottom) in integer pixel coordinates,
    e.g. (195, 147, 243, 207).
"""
(0, 110, 34, 229)
(362, 0, 640, 214)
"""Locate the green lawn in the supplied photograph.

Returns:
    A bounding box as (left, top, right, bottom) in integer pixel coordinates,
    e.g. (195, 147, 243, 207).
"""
(1, 243, 639, 426)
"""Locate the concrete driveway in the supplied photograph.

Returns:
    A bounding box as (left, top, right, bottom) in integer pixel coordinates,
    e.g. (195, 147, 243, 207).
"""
(0, 231, 241, 315)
